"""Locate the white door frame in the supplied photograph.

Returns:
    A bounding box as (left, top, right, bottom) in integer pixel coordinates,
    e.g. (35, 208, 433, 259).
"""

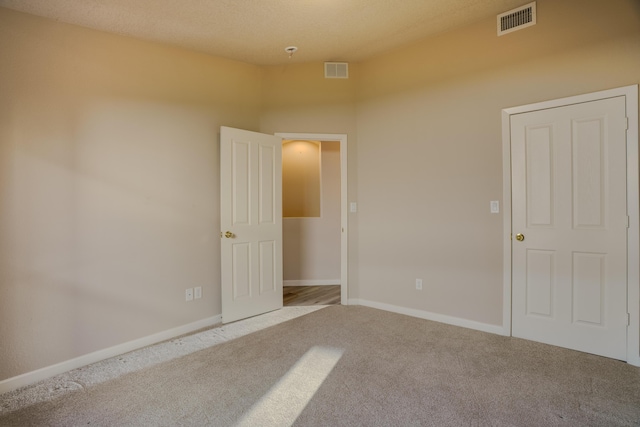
(276, 132, 348, 305)
(501, 85, 639, 365)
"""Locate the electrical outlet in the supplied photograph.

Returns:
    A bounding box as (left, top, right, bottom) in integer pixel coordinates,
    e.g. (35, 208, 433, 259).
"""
(415, 279, 423, 290)
(194, 286, 202, 299)
(185, 288, 194, 302)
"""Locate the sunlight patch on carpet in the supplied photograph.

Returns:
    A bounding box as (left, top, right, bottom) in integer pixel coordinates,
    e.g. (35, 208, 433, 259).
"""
(0, 306, 328, 415)
(235, 346, 344, 427)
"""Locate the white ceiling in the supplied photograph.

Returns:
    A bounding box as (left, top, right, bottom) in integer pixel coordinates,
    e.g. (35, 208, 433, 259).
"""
(0, 0, 528, 65)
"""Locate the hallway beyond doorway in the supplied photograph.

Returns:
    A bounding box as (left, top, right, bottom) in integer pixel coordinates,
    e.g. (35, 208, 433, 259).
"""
(283, 286, 340, 306)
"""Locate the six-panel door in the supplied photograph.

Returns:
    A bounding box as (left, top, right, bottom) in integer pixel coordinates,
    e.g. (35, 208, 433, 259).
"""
(220, 127, 283, 323)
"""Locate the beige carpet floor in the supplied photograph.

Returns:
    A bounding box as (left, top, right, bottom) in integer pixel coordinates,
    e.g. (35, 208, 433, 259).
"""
(0, 306, 326, 417)
(2, 305, 640, 426)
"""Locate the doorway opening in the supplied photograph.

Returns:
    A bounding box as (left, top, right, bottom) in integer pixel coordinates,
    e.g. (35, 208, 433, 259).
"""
(276, 133, 348, 306)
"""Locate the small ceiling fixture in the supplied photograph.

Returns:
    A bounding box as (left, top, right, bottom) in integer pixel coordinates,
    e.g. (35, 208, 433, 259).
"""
(285, 46, 298, 59)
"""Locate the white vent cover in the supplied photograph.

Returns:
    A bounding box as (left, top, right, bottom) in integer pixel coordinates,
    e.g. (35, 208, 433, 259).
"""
(497, 2, 536, 36)
(324, 62, 349, 79)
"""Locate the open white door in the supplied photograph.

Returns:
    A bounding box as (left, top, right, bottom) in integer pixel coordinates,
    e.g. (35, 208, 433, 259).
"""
(220, 126, 283, 323)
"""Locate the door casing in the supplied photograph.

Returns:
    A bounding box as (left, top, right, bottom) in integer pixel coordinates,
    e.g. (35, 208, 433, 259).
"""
(276, 132, 348, 305)
(501, 85, 639, 366)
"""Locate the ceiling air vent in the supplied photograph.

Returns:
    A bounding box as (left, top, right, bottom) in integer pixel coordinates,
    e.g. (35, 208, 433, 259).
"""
(324, 62, 349, 79)
(497, 2, 536, 36)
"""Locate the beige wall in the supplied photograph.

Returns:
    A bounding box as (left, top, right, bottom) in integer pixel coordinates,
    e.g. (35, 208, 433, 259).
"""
(283, 141, 341, 282)
(2, 0, 640, 385)
(282, 140, 322, 218)
(355, 0, 640, 326)
(0, 8, 261, 380)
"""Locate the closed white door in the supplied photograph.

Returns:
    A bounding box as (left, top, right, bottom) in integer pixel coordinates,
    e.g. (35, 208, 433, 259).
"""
(220, 127, 283, 323)
(511, 96, 628, 360)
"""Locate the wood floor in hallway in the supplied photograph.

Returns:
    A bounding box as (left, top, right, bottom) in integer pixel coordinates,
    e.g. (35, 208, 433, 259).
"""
(283, 285, 341, 306)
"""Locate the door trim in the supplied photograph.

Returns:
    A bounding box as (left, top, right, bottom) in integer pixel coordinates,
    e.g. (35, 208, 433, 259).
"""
(276, 133, 349, 305)
(501, 85, 639, 365)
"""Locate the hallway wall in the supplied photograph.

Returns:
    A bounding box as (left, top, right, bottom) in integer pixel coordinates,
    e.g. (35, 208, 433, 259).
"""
(283, 141, 341, 283)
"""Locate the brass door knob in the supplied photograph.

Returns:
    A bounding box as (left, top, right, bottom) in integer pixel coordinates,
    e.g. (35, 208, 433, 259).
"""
(515, 233, 525, 241)
(224, 231, 234, 238)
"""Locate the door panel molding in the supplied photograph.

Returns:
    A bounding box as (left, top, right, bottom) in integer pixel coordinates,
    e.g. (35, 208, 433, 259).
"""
(501, 85, 639, 365)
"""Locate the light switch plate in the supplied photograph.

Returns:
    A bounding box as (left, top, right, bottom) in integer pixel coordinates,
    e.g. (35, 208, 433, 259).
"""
(490, 201, 500, 214)
(350, 202, 357, 213)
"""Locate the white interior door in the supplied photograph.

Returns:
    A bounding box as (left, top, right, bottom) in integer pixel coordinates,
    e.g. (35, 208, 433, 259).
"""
(220, 126, 283, 323)
(511, 96, 628, 360)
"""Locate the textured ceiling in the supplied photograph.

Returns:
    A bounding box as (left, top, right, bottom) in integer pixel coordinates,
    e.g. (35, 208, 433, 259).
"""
(0, 0, 528, 65)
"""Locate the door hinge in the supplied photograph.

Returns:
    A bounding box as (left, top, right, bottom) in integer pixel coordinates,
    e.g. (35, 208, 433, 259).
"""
(627, 215, 631, 228)
(628, 313, 631, 326)
(626, 117, 629, 130)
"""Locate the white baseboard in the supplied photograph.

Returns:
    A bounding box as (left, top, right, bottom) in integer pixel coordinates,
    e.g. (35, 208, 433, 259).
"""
(0, 314, 222, 395)
(284, 280, 340, 287)
(348, 299, 505, 336)
(628, 354, 640, 367)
